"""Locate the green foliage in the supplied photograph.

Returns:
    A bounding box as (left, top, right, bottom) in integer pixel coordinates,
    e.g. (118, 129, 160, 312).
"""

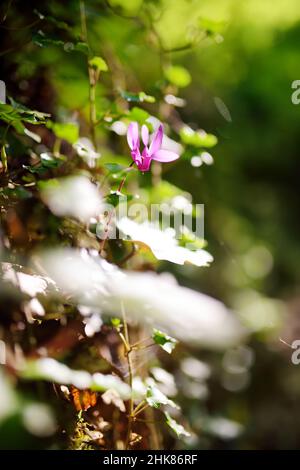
(198, 17, 226, 37)
(105, 191, 133, 207)
(104, 163, 127, 174)
(24, 153, 65, 174)
(152, 329, 178, 354)
(89, 56, 108, 72)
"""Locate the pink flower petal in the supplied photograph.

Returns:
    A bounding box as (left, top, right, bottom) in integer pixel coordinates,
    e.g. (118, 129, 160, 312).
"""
(149, 124, 163, 155)
(139, 156, 152, 171)
(152, 149, 179, 163)
(127, 122, 139, 150)
(141, 125, 149, 146)
(131, 148, 142, 165)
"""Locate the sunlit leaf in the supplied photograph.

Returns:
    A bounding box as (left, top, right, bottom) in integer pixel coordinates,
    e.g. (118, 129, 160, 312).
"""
(117, 218, 213, 267)
(180, 126, 218, 148)
(146, 384, 179, 409)
(198, 17, 226, 37)
(120, 90, 155, 103)
(152, 328, 178, 354)
(164, 412, 191, 438)
(32, 31, 64, 48)
(89, 56, 108, 72)
(32, 31, 89, 55)
(164, 66, 191, 88)
(33, 9, 72, 32)
(21, 358, 131, 399)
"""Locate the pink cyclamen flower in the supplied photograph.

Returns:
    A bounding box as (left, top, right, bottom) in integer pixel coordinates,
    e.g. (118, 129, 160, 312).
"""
(127, 121, 179, 172)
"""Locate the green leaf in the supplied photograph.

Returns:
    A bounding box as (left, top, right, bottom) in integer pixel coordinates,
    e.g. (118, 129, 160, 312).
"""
(73, 41, 89, 54)
(24, 128, 41, 143)
(146, 384, 179, 409)
(111, 317, 121, 327)
(105, 191, 133, 207)
(104, 163, 127, 174)
(32, 31, 89, 55)
(0, 145, 8, 172)
(180, 127, 218, 148)
(21, 358, 131, 399)
(23, 152, 65, 174)
(164, 412, 191, 438)
(127, 107, 149, 125)
(152, 328, 178, 354)
(48, 121, 79, 144)
(198, 17, 226, 36)
(34, 9, 72, 32)
(89, 56, 108, 72)
(120, 90, 155, 104)
(32, 31, 64, 48)
(0, 100, 50, 127)
(164, 66, 191, 88)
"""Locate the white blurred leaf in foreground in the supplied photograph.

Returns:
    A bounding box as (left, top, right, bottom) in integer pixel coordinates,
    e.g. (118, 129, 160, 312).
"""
(40, 175, 103, 222)
(118, 217, 213, 267)
(38, 248, 246, 349)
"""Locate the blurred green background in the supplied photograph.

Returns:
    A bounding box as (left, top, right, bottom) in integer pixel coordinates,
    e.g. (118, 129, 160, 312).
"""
(1, 0, 300, 449)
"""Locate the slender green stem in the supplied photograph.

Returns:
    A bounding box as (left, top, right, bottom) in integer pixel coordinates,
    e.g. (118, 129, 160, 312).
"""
(79, 0, 98, 150)
(132, 399, 146, 416)
(133, 403, 149, 418)
(0, 123, 11, 173)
